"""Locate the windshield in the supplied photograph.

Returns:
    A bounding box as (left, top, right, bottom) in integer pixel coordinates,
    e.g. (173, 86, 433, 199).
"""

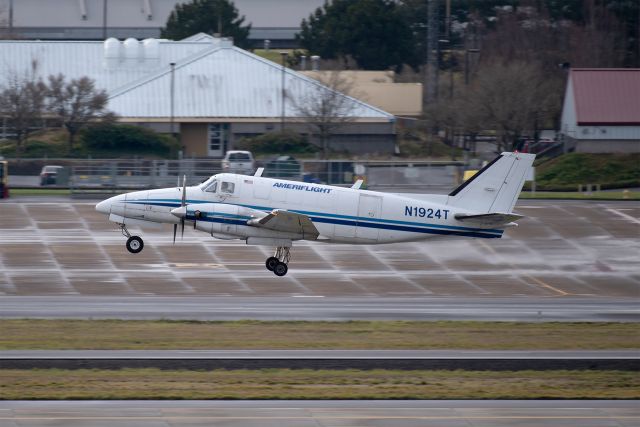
(228, 153, 251, 161)
(199, 175, 217, 189)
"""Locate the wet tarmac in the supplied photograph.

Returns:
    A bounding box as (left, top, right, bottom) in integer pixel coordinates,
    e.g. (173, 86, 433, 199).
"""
(0, 400, 637, 427)
(0, 199, 638, 301)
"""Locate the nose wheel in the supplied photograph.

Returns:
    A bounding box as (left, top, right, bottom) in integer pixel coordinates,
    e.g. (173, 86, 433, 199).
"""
(120, 224, 144, 254)
(266, 246, 290, 276)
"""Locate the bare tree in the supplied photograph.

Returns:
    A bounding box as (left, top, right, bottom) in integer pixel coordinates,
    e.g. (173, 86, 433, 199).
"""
(0, 65, 47, 157)
(288, 71, 358, 159)
(46, 74, 110, 153)
(462, 60, 556, 153)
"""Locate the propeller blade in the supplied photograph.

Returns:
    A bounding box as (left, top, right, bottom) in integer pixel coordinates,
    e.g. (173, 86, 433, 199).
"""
(181, 175, 187, 207)
(181, 217, 185, 239)
(172, 223, 177, 244)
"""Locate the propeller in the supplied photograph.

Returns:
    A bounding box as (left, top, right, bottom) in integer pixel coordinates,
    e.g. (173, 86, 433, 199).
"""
(172, 175, 187, 244)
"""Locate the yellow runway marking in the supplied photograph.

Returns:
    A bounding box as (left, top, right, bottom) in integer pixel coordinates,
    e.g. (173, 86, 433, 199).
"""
(478, 240, 570, 296)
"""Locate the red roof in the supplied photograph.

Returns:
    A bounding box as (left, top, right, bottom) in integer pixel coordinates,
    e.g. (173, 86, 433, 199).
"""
(571, 68, 640, 126)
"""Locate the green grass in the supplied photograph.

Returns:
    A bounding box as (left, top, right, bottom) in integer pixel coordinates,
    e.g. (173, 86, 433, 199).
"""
(519, 190, 640, 200)
(535, 153, 640, 189)
(9, 188, 71, 196)
(253, 49, 297, 64)
(1, 368, 637, 400)
(1, 320, 638, 350)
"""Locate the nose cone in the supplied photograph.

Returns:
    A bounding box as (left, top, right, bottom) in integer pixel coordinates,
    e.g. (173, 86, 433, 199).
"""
(170, 206, 187, 218)
(95, 199, 111, 215)
(96, 195, 122, 215)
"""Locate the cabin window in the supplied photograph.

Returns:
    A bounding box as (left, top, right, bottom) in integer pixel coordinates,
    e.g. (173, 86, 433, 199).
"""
(221, 181, 235, 194)
(205, 181, 218, 193)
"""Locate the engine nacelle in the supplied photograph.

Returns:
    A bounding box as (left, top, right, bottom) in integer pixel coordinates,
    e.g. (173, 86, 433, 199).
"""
(184, 203, 259, 237)
(182, 203, 305, 241)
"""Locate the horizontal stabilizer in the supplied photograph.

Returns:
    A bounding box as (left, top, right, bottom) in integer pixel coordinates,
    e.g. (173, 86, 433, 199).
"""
(455, 212, 524, 227)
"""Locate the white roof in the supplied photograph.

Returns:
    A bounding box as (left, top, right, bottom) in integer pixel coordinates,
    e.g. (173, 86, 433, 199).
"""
(0, 38, 394, 121)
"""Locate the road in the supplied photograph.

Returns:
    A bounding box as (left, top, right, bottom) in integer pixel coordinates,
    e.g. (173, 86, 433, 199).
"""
(0, 400, 637, 427)
(0, 295, 638, 321)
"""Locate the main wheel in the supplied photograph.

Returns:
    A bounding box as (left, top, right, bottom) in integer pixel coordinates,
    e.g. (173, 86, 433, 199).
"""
(126, 236, 144, 254)
(273, 262, 288, 277)
(265, 257, 279, 271)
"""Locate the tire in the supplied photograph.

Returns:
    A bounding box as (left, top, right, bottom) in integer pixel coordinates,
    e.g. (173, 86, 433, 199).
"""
(126, 236, 144, 254)
(265, 257, 279, 271)
(274, 262, 288, 277)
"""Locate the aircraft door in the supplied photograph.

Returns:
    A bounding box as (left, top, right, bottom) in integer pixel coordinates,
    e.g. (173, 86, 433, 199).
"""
(355, 194, 382, 241)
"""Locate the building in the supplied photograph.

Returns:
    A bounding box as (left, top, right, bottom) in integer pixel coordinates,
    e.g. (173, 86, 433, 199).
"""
(301, 71, 423, 117)
(0, 0, 323, 47)
(0, 36, 396, 157)
(560, 68, 640, 153)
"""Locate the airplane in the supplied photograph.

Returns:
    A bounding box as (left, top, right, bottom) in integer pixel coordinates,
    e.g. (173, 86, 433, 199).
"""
(96, 152, 535, 276)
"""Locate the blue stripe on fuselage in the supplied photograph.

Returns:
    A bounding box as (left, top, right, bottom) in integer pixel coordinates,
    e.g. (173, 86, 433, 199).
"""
(124, 198, 504, 238)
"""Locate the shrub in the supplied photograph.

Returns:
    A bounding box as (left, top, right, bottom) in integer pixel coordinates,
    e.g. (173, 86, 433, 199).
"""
(235, 131, 319, 155)
(81, 124, 179, 157)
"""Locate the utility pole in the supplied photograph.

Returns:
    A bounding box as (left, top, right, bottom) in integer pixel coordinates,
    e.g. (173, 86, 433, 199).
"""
(8, 0, 13, 35)
(280, 51, 288, 132)
(102, 0, 108, 39)
(426, 0, 439, 103)
(170, 62, 176, 138)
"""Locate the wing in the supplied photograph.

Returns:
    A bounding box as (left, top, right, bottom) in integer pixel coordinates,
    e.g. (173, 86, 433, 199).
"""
(454, 212, 524, 228)
(247, 209, 319, 240)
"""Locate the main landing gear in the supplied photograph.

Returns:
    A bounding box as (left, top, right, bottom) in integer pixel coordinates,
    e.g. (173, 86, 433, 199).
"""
(265, 246, 290, 276)
(120, 224, 144, 254)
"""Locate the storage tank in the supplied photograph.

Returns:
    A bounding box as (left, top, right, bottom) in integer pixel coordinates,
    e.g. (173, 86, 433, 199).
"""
(123, 38, 140, 61)
(104, 38, 121, 68)
(142, 38, 160, 60)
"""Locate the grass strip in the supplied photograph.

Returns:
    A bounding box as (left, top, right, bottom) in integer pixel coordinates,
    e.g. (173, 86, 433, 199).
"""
(9, 188, 71, 196)
(0, 368, 637, 400)
(1, 320, 638, 350)
(519, 191, 640, 200)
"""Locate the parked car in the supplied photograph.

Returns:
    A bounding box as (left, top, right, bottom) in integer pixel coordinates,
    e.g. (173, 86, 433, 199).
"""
(221, 151, 255, 175)
(264, 155, 301, 178)
(39, 165, 64, 186)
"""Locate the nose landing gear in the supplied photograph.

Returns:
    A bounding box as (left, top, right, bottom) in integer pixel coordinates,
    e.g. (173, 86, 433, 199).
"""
(265, 246, 290, 276)
(120, 224, 144, 254)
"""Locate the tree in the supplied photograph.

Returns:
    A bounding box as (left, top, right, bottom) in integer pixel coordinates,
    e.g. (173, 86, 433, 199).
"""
(298, 0, 419, 71)
(464, 60, 557, 152)
(46, 74, 111, 153)
(0, 65, 47, 158)
(161, 0, 251, 49)
(288, 72, 358, 159)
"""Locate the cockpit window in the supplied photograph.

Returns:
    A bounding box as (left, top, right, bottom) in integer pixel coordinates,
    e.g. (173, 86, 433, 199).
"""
(204, 180, 218, 193)
(221, 181, 235, 194)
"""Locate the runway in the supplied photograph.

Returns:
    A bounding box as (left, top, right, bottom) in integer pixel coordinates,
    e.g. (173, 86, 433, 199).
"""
(0, 199, 638, 320)
(0, 400, 637, 427)
(1, 295, 638, 321)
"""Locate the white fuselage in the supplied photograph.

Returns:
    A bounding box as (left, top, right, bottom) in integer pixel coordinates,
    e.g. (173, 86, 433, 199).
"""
(96, 173, 504, 244)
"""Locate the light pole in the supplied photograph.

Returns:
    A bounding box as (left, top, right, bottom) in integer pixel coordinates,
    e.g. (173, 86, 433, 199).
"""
(464, 48, 479, 85)
(280, 51, 288, 132)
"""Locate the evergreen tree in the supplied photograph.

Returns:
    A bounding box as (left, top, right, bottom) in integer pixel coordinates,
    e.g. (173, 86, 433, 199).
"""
(161, 0, 251, 49)
(298, 0, 419, 71)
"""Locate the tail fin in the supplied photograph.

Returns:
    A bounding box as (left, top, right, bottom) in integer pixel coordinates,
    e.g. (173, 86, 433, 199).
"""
(447, 152, 535, 214)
